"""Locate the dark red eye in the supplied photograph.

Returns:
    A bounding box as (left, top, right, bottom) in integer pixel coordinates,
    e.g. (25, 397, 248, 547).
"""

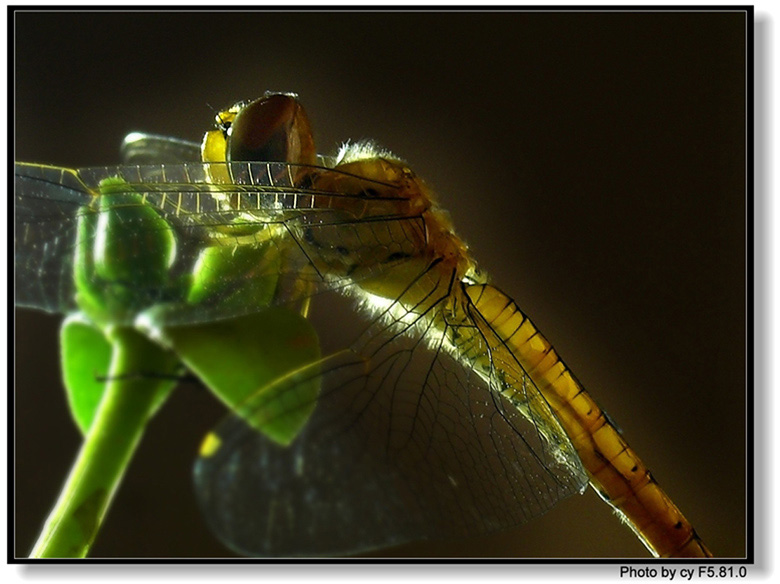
(226, 94, 316, 165)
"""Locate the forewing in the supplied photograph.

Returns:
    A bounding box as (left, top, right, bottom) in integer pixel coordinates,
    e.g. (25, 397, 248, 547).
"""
(14, 161, 416, 325)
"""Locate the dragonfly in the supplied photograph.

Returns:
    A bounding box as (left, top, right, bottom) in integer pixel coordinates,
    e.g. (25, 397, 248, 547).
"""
(14, 92, 712, 558)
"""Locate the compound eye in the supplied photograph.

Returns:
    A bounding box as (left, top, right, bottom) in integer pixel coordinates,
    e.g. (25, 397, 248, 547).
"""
(226, 94, 316, 165)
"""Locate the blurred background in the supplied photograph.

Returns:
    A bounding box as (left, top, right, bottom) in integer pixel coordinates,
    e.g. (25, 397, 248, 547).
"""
(13, 9, 747, 558)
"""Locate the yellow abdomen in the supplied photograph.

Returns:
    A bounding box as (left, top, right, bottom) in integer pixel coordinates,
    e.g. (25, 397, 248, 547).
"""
(465, 284, 712, 558)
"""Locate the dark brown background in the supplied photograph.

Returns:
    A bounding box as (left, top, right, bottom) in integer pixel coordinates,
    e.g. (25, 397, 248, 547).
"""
(13, 9, 747, 558)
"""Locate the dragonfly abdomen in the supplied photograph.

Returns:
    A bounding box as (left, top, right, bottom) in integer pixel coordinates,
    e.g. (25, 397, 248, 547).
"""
(464, 284, 712, 558)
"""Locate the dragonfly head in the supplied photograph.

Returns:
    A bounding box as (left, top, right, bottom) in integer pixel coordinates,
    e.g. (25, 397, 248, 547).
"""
(201, 93, 316, 167)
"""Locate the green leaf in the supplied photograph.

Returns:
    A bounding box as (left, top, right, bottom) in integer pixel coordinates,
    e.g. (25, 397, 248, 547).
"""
(60, 315, 113, 435)
(157, 307, 321, 445)
(187, 241, 281, 309)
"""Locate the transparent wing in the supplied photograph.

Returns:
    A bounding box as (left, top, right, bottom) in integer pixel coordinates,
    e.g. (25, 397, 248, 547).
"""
(194, 261, 588, 557)
(120, 132, 202, 164)
(14, 161, 418, 325)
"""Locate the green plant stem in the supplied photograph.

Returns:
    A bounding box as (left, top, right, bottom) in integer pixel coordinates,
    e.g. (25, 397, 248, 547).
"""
(30, 327, 178, 558)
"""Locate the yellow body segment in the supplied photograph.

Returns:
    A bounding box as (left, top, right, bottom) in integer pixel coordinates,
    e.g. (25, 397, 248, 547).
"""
(465, 284, 712, 558)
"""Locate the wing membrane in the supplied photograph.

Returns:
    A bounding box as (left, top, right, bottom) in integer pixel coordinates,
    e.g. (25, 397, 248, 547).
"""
(15, 164, 93, 313)
(194, 261, 587, 557)
(120, 133, 202, 164)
